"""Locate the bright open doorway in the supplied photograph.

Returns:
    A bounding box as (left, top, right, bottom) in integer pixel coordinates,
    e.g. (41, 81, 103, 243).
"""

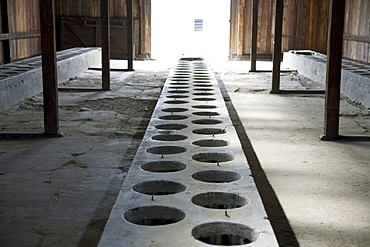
(151, 0, 230, 63)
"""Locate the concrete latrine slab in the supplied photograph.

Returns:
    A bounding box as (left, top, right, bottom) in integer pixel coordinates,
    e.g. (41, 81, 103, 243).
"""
(98, 59, 278, 246)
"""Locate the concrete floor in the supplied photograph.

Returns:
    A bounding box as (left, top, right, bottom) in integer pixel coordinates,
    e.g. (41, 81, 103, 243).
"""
(0, 60, 369, 246)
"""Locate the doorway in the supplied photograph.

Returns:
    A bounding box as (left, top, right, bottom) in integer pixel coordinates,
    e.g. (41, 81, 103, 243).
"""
(151, 0, 230, 63)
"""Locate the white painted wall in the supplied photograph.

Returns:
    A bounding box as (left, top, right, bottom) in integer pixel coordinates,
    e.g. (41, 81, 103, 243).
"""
(152, 0, 230, 63)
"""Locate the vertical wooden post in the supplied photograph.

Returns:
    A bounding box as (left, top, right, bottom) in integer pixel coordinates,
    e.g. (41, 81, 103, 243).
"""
(271, 0, 284, 94)
(1, 0, 10, 64)
(321, 0, 346, 140)
(101, 0, 110, 90)
(127, 0, 134, 71)
(250, 0, 258, 72)
(39, 0, 60, 136)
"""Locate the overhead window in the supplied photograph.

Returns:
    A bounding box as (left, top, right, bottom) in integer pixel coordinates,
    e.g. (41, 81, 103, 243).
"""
(194, 19, 203, 32)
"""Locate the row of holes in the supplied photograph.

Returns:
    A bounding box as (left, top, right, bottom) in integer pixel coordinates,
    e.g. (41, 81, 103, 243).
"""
(123, 61, 258, 245)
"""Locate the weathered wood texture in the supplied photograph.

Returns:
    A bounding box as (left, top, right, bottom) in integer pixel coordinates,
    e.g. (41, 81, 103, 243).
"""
(229, 0, 329, 60)
(230, 0, 275, 59)
(55, 0, 151, 59)
(59, 16, 140, 59)
(282, 0, 329, 53)
(0, 0, 41, 64)
(139, 0, 150, 57)
(1, 0, 368, 64)
(343, 0, 370, 63)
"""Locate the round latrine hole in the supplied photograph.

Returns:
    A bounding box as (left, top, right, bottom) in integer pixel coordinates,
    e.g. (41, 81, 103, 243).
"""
(193, 92, 215, 96)
(192, 192, 246, 209)
(192, 222, 259, 245)
(194, 79, 211, 82)
(175, 70, 191, 73)
(167, 90, 189, 94)
(164, 100, 189, 104)
(124, 205, 185, 226)
(161, 108, 188, 113)
(193, 80, 211, 83)
(147, 145, 187, 155)
(141, 161, 186, 173)
(194, 88, 214, 91)
(192, 105, 217, 109)
(192, 139, 228, 147)
(169, 86, 190, 89)
(169, 82, 189, 85)
(192, 119, 222, 125)
(171, 76, 190, 79)
(193, 128, 225, 135)
(194, 76, 211, 79)
(192, 170, 242, 183)
(193, 111, 220, 117)
(194, 84, 213, 87)
(171, 79, 188, 82)
(192, 152, 234, 163)
(155, 124, 188, 130)
(193, 97, 217, 102)
(152, 134, 187, 141)
(133, 180, 186, 195)
(166, 95, 189, 99)
(159, 115, 188, 120)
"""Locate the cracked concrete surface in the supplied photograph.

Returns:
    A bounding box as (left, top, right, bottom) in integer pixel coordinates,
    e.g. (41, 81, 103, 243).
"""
(215, 61, 370, 247)
(0, 60, 369, 246)
(0, 61, 168, 246)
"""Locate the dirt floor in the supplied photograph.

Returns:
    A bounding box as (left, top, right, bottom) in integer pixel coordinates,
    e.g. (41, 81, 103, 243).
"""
(0, 60, 369, 247)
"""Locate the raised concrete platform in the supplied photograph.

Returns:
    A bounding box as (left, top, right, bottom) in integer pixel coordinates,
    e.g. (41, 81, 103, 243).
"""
(98, 59, 278, 246)
(283, 50, 370, 108)
(0, 47, 101, 111)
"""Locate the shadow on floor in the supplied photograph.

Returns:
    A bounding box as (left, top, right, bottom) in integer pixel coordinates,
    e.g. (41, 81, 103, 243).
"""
(217, 74, 300, 247)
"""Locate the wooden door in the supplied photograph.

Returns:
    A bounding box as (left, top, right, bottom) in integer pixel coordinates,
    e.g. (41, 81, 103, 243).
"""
(60, 16, 139, 59)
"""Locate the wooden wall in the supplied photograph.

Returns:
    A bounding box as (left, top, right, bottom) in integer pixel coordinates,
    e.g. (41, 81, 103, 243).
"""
(55, 0, 151, 59)
(55, 0, 143, 18)
(0, 0, 369, 65)
(344, 0, 370, 64)
(229, 0, 275, 60)
(0, 0, 41, 64)
(282, 0, 329, 53)
(229, 0, 329, 60)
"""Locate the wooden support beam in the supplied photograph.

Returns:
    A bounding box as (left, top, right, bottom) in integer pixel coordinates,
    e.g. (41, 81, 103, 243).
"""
(39, 0, 61, 136)
(270, 0, 284, 94)
(250, 0, 258, 72)
(127, 0, 134, 71)
(1, 0, 10, 63)
(321, 0, 346, 140)
(101, 0, 110, 90)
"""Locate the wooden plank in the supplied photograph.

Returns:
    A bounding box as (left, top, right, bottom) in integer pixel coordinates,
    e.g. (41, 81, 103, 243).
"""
(9, 31, 41, 39)
(39, 0, 60, 136)
(342, 0, 370, 63)
(344, 34, 370, 43)
(139, 0, 151, 57)
(64, 21, 90, 46)
(322, 0, 346, 140)
(4, 0, 41, 61)
(0, 33, 9, 40)
(238, 0, 245, 56)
